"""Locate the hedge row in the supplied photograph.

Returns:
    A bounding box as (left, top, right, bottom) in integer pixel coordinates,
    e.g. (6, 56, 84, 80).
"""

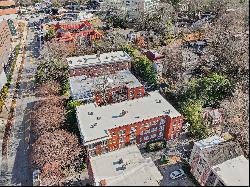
(0, 44, 20, 112)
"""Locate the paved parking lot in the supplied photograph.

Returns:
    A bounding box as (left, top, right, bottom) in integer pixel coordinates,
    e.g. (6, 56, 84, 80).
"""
(138, 134, 197, 186)
(159, 163, 195, 186)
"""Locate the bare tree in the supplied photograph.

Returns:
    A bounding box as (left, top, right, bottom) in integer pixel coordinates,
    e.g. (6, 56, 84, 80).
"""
(35, 80, 61, 97)
(31, 98, 66, 138)
(31, 130, 81, 185)
(40, 39, 75, 63)
(161, 45, 187, 83)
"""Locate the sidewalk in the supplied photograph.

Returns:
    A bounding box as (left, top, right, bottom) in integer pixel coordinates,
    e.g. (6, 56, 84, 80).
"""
(0, 21, 28, 169)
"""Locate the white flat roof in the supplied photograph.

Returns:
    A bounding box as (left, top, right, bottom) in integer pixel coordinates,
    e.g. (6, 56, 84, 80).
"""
(195, 135, 224, 150)
(76, 91, 181, 143)
(69, 70, 143, 100)
(0, 14, 17, 21)
(67, 51, 131, 69)
(212, 155, 249, 186)
(90, 145, 163, 186)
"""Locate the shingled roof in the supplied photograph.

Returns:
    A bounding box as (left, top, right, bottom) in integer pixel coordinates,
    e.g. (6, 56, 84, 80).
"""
(202, 141, 244, 167)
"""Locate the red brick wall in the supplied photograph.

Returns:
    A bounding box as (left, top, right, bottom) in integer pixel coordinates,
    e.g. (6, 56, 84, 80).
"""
(95, 86, 145, 106)
(107, 115, 182, 151)
(127, 86, 145, 100)
(165, 115, 184, 140)
(86, 115, 184, 156)
(69, 62, 130, 77)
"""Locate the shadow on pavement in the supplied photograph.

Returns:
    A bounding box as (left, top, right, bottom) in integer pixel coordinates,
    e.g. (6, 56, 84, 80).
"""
(11, 101, 35, 186)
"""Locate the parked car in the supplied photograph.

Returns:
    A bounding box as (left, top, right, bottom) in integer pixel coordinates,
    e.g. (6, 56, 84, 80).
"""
(170, 169, 185, 179)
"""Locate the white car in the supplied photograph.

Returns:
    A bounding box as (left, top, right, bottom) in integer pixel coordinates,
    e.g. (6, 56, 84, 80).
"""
(170, 168, 185, 179)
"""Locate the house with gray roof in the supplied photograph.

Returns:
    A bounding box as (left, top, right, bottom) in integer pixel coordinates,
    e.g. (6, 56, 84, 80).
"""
(189, 136, 248, 186)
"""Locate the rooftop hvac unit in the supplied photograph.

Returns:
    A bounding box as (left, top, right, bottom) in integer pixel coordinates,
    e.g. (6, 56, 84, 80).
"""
(118, 158, 123, 164)
(156, 99, 162, 103)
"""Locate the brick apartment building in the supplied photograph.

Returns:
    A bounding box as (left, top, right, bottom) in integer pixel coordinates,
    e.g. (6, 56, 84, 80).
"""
(0, 0, 17, 20)
(76, 91, 183, 157)
(69, 70, 145, 106)
(0, 19, 12, 89)
(67, 51, 132, 77)
(189, 136, 248, 186)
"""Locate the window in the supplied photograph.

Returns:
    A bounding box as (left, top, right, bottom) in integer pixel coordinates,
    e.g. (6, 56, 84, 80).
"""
(198, 158, 205, 168)
(119, 129, 125, 135)
(145, 129, 150, 134)
(160, 118, 166, 125)
(158, 132, 163, 137)
(130, 127, 136, 133)
(151, 127, 158, 132)
(197, 167, 202, 175)
(103, 140, 108, 145)
(159, 125, 164, 131)
(131, 134, 136, 140)
(151, 134, 157, 139)
(120, 137, 125, 142)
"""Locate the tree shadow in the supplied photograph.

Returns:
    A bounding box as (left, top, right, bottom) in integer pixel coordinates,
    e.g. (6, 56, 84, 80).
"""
(10, 101, 36, 186)
(62, 178, 91, 186)
(17, 79, 35, 98)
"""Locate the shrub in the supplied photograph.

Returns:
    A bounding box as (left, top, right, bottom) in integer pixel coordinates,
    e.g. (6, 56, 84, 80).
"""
(146, 140, 166, 152)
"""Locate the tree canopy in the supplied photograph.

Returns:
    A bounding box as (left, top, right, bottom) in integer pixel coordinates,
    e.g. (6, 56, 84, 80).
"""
(181, 99, 209, 139)
(132, 56, 157, 89)
(185, 73, 231, 107)
(35, 59, 69, 95)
